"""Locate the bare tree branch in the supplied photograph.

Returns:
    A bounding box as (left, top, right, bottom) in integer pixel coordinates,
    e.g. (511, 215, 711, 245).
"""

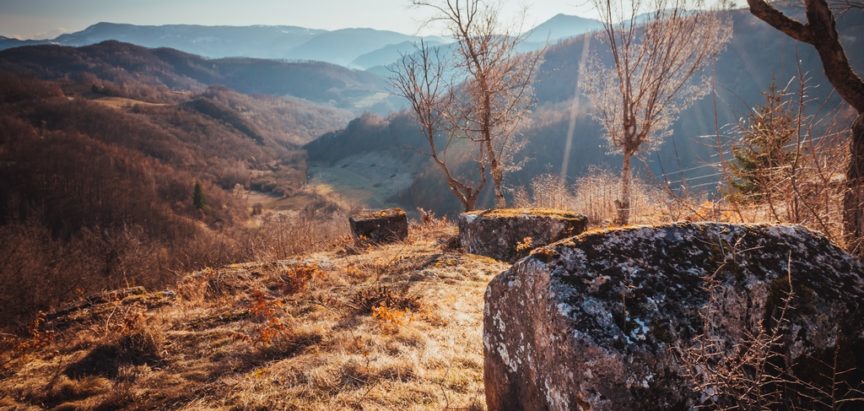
(402, 0, 541, 208)
(581, 0, 732, 224)
(390, 40, 487, 211)
(747, 0, 815, 42)
(747, 0, 864, 113)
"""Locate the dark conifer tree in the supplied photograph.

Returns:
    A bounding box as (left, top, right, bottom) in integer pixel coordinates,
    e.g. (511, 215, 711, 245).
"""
(193, 181, 206, 211)
(730, 83, 796, 201)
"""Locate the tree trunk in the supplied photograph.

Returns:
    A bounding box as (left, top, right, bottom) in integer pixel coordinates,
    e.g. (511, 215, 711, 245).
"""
(481, 78, 507, 209)
(616, 152, 633, 225)
(465, 190, 478, 212)
(482, 127, 506, 208)
(491, 162, 506, 209)
(843, 114, 864, 255)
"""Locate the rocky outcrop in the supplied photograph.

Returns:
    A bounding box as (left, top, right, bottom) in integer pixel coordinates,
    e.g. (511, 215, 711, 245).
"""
(484, 223, 864, 410)
(349, 208, 408, 244)
(458, 208, 588, 262)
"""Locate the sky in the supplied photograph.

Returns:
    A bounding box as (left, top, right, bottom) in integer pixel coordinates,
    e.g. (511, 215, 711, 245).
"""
(0, 0, 597, 39)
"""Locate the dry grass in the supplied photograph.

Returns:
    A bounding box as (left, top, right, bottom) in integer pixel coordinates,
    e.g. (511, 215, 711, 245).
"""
(514, 155, 848, 248)
(514, 170, 677, 226)
(91, 97, 168, 110)
(0, 222, 505, 410)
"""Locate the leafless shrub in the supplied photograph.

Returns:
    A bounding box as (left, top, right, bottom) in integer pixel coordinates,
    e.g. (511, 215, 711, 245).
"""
(678, 245, 864, 410)
(64, 309, 164, 379)
(351, 286, 422, 315)
(236, 212, 350, 263)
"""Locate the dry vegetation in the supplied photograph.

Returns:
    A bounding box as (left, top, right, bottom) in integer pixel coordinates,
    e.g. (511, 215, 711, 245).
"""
(514, 169, 685, 225)
(0, 221, 505, 410)
(515, 74, 854, 250)
(0, 72, 352, 332)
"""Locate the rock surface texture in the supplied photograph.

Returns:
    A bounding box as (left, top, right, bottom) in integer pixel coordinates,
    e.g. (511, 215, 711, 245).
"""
(348, 208, 408, 244)
(484, 223, 864, 411)
(458, 208, 588, 262)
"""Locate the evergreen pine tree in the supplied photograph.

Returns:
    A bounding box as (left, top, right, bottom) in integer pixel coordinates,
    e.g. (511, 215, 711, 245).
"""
(729, 82, 796, 202)
(193, 181, 206, 210)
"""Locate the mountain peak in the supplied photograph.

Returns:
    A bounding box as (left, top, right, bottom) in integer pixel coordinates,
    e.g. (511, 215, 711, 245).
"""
(524, 13, 603, 44)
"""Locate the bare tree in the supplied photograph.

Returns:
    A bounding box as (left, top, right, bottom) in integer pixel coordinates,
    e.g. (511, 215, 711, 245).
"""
(391, 41, 487, 211)
(746, 0, 864, 255)
(402, 0, 540, 208)
(580, 0, 731, 224)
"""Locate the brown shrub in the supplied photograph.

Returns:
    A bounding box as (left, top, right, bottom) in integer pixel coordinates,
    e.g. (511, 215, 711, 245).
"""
(352, 286, 421, 315)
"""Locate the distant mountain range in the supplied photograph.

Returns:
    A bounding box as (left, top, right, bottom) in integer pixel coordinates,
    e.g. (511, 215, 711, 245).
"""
(0, 41, 400, 113)
(306, 8, 864, 214)
(6, 8, 855, 216)
(0, 22, 434, 68)
(0, 15, 604, 69)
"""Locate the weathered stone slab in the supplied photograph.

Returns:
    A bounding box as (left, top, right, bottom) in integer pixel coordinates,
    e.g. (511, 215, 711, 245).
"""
(458, 208, 587, 262)
(349, 208, 408, 245)
(484, 223, 864, 410)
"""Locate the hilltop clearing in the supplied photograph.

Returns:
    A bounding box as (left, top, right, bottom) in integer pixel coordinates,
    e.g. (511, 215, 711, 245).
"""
(0, 222, 506, 410)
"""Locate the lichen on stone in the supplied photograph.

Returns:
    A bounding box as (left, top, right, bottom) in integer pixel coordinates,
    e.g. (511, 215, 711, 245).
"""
(484, 222, 864, 410)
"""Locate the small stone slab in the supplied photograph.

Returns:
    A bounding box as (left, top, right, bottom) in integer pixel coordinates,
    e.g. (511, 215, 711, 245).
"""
(458, 208, 587, 262)
(483, 223, 864, 410)
(349, 208, 408, 244)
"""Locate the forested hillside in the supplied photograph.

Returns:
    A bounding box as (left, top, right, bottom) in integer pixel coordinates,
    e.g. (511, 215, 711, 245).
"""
(0, 71, 349, 330)
(0, 22, 424, 67)
(0, 41, 400, 113)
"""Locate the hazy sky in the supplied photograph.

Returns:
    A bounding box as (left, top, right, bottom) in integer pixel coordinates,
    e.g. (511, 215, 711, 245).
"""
(0, 0, 597, 39)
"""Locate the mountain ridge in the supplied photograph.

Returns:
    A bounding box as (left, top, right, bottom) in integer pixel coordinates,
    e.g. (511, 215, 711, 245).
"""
(522, 13, 603, 44)
(0, 14, 605, 68)
(0, 40, 401, 113)
(0, 22, 428, 67)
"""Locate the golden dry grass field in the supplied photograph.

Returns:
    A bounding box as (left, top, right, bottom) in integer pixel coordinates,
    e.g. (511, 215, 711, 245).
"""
(0, 222, 508, 410)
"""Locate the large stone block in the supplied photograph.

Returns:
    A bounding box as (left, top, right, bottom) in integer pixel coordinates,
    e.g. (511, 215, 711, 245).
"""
(458, 208, 588, 262)
(348, 208, 408, 245)
(484, 223, 864, 410)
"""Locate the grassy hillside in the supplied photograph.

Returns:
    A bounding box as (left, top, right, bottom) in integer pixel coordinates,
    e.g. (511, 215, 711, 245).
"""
(0, 222, 503, 410)
(304, 113, 496, 212)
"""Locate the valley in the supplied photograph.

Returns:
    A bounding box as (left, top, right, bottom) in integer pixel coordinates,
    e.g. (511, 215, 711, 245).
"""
(0, 5, 861, 328)
(0, 7, 860, 327)
(1, 2, 864, 409)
